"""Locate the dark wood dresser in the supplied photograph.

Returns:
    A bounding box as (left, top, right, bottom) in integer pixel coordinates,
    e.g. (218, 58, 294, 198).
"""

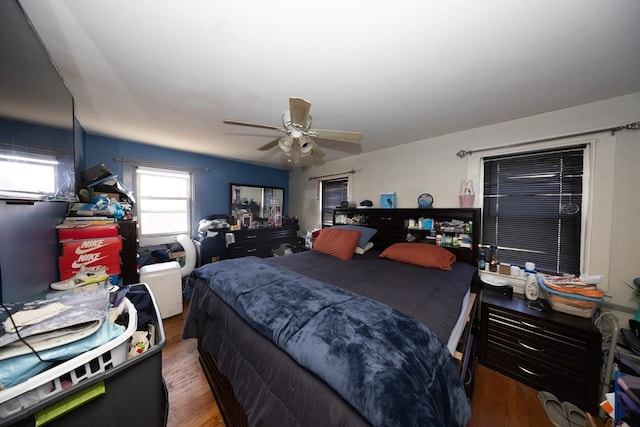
(227, 224, 299, 259)
(118, 220, 139, 285)
(478, 293, 602, 414)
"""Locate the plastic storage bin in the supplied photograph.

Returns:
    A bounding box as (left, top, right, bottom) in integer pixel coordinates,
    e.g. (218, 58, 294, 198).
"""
(139, 261, 183, 319)
(0, 298, 137, 421)
(538, 277, 604, 318)
(2, 283, 167, 427)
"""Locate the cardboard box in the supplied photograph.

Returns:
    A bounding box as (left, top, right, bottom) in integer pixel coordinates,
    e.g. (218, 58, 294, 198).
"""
(57, 223, 119, 240)
(58, 248, 121, 280)
(61, 236, 122, 257)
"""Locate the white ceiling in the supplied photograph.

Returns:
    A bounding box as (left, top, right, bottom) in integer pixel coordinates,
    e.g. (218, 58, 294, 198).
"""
(19, 0, 640, 169)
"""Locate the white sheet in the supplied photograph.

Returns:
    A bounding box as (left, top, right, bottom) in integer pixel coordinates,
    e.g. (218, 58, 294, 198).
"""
(446, 289, 471, 355)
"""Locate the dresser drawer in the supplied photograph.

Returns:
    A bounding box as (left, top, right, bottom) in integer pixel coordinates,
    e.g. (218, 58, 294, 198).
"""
(228, 225, 299, 259)
(484, 342, 588, 408)
(228, 243, 271, 258)
(478, 294, 601, 414)
(486, 309, 589, 372)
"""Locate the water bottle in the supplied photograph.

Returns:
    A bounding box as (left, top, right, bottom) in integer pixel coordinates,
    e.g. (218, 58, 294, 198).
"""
(524, 262, 538, 300)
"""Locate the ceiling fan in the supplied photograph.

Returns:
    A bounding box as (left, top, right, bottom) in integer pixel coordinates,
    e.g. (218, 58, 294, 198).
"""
(223, 97, 363, 163)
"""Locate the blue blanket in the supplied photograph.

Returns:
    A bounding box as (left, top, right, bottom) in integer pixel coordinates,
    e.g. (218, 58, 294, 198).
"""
(188, 257, 471, 427)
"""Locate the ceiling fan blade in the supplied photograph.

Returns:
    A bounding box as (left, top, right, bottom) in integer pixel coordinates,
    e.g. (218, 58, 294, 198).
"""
(289, 97, 311, 127)
(258, 138, 280, 151)
(310, 128, 363, 143)
(223, 119, 284, 132)
(310, 140, 326, 158)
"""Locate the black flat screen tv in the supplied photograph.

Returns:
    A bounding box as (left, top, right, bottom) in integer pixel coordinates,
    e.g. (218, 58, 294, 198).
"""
(0, 0, 75, 201)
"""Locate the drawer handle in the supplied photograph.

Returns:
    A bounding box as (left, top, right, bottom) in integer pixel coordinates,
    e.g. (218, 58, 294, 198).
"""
(246, 235, 257, 239)
(380, 217, 392, 221)
(517, 339, 544, 352)
(247, 248, 257, 253)
(519, 320, 544, 330)
(517, 365, 543, 378)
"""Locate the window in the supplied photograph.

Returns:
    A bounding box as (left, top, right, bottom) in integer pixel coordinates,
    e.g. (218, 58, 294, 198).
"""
(321, 177, 349, 226)
(136, 167, 191, 238)
(482, 146, 585, 274)
(0, 148, 74, 200)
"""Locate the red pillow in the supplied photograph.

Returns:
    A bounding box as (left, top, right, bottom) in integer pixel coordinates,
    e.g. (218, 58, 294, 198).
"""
(379, 242, 456, 270)
(312, 228, 360, 261)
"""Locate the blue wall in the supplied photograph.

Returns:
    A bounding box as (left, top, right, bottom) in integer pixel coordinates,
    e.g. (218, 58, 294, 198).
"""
(84, 134, 290, 221)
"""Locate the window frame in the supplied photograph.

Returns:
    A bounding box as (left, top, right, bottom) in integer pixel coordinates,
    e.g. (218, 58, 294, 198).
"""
(467, 138, 595, 275)
(121, 161, 201, 247)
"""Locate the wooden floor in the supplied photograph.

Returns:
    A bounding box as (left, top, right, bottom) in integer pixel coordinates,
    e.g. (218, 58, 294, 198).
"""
(162, 300, 601, 427)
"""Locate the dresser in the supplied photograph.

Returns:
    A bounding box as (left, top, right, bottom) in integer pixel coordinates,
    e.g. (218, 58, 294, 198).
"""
(227, 225, 299, 259)
(118, 220, 139, 285)
(478, 293, 602, 414)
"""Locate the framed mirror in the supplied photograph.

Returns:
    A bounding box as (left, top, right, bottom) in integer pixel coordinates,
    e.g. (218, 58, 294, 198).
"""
(230, 183, 284, 228)
(1, 0, 76, 201)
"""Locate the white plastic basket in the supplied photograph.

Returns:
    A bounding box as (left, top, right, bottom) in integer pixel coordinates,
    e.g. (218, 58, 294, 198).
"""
(0, 298, 137, 420)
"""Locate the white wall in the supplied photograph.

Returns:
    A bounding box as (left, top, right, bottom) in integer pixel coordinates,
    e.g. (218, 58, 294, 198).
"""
(289, 92, 640, 321)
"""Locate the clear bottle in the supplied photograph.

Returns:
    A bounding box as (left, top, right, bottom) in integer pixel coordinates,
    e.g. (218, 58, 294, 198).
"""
(489, 246, 498, 272)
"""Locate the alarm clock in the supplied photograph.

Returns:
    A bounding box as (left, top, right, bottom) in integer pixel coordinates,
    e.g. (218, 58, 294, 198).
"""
(418, 193, 433, 208)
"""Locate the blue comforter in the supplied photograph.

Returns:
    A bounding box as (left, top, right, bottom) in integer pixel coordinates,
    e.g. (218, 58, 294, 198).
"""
(188, 256, 471, 427)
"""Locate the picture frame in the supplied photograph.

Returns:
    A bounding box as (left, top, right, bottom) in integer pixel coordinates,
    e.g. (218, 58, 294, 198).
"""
(380, 192, 396, 209)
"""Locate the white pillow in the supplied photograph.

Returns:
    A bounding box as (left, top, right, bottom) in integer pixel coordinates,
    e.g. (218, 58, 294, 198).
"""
(354, 241, 374, 254)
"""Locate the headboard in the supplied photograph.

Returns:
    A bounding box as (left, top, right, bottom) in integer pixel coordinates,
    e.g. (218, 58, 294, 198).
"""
(332, 208, 481, 268)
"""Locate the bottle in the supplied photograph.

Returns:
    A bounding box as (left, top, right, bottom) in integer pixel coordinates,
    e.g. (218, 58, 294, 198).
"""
(478, 250, 486, 270)
(524, 262, 538, 300)
(489, 246, 498, 272)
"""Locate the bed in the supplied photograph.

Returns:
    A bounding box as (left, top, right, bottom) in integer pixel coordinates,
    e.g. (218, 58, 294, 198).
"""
(183, 215, 479, 427)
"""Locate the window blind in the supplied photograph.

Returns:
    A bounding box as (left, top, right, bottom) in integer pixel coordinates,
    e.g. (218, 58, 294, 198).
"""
(321, 177, 349, 226)
(482, 145, 585, 274)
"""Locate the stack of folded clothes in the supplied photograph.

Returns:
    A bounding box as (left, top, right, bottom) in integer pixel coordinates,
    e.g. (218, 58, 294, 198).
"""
(542, 274, 604, 297)
(539, 275, 604, 318)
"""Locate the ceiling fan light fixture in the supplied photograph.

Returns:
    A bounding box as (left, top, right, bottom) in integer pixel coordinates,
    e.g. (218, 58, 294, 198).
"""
(278, 136, 293, 153)
(298, 136, 313, 156)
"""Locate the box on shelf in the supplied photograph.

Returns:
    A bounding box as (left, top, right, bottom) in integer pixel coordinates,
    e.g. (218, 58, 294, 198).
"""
(380, 192, 396, 209)
(538, 278, 603, 318)
(57, 223, 119, 241)
(58, 249, 122, 281)
(61, 236, 122, 257)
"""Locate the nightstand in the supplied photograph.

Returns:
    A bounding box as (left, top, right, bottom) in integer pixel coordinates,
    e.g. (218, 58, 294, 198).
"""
(478, 293, 602, 414)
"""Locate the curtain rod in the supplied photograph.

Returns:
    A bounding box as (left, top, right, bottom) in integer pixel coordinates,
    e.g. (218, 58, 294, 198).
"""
(113, 156, 210, 172)
(455, 121, 640, 158)
(308, 169, 356, 181)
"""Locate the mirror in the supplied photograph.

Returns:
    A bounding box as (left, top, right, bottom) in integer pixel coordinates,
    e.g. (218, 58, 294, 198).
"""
(230, 183, 284, 228)
(0, 0, 76, 201)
